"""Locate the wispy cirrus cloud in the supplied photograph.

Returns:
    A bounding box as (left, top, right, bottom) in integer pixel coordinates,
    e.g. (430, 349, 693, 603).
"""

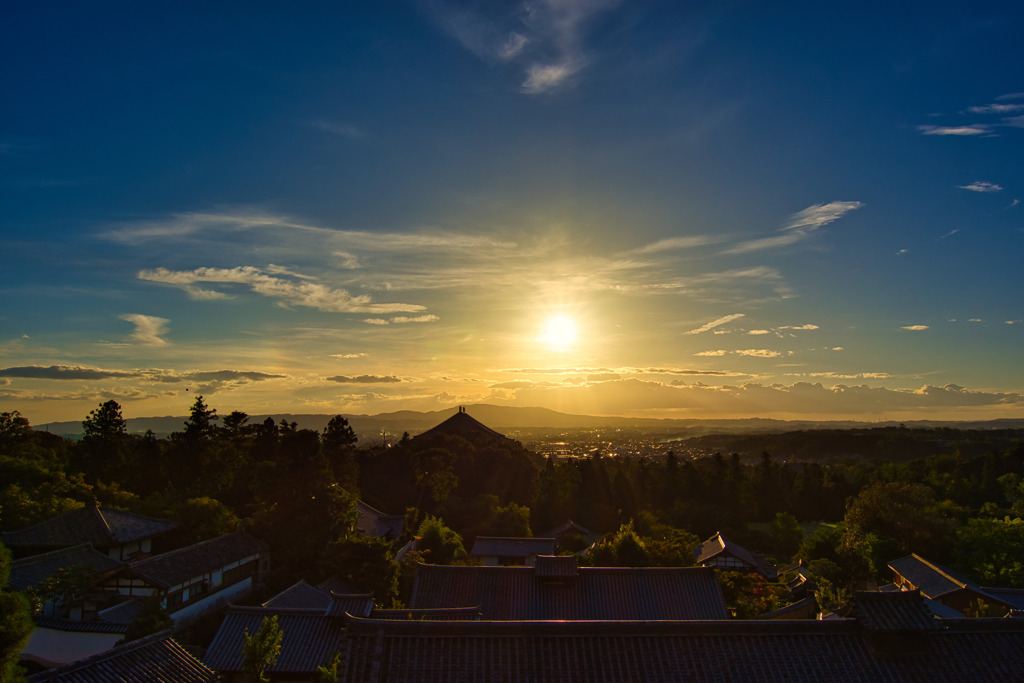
(958, 181, 1003, 192)
(420, 0, 620, 94)
(138, 266, 426, 314)
(724, 201, 864, 254)
(684, 313, 745, 335)
(119, 314, 170, 346)
(325, 375, 404, 384)
(735, 349, 783, 358)
(918, 124, 993, 136)
(901, 325, 929, 331)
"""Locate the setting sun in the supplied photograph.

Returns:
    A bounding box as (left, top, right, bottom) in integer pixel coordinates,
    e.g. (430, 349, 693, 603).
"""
(539, 315, 578, 351)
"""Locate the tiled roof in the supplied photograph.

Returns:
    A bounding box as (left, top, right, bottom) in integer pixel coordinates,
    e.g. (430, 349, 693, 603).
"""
(9, 543, 123, 591)
(355, 500, 405, 538)
(127, 531, 267, 588)
(851, 590, 941, 631)
(694, 532, 765, 571)
(888, 554, 976, 599)
(204, 606, 345, 673)
(28, 631, 218, 682)
(262, 580, 332, 610)
(325, 593, 374, 618)
(33, 616, 128, 634)
(371, 606, 482, 621)
(2, 505, 177, 551)
(980, 587, 1024, 611)
(534, 555, 579, 578)
(410, 563, 728, 620)
(97, 598, 145, 624)
(340, 614, 1024, 683)
(470, 536, 556, 558)
(413, 410, 507, 442)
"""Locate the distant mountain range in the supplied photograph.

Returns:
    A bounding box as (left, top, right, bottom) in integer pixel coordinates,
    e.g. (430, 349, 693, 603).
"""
(33, 404, 1024, 440)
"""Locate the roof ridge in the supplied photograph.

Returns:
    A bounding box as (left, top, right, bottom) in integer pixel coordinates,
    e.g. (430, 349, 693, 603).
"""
(129, 530, 253, 566)
(94, 504, 115, 541)
(912, 553, 969, 589)
(10, 542, 99, 566)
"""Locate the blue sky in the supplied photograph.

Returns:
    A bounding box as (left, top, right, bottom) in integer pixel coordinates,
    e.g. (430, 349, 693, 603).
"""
(2, 1, 1022, 424)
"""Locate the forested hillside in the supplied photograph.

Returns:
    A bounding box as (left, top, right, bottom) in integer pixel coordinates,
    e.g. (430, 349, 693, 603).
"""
(4, 399, 1024, 614)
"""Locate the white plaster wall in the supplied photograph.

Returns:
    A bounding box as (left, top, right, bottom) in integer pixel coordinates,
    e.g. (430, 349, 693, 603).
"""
(169, 576, 253, 626)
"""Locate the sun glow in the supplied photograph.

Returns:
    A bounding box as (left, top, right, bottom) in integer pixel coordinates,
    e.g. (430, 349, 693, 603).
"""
(539, 314, 578, 351)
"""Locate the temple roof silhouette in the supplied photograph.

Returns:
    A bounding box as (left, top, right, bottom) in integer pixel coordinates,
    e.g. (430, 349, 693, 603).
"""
(413, 406, 508, 442)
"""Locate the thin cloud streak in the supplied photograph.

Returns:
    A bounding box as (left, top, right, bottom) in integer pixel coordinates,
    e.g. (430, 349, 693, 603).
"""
(724, 201, 864, 254)
(138, 266, 426, 314)
(685, 313, 745, 335)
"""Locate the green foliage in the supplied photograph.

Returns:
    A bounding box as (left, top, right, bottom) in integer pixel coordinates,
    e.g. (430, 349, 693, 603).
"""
(813, 576, 851, 616)
(839, 481, 958, 579)
(953, 517, 1024, 588)
(588, 516, 699, 568)
(716, 570, 790, 618)
(416, 516, 467, 565)
(241, 615, 283, 683)
(589, 521, 649, 567)
(82, 400, 127, 442)
(324, 534, 399, 607)
(124, 594, 173, 642)
(174, 497, 239, 545)
(1, 542, 34, 681)
(487, 502, 532, 538)
(182, 395, 218, 442)
(414, 448, 459, 506)
(31, 563, 97, 616)
(0, 411, 33, 453)
(323, 415, 357, 451)
(316, 652, 344, 683)
(770, 512, 804, 558)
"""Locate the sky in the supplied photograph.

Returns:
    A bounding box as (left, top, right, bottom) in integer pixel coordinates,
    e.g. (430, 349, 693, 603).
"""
(2, 1, 1023, 425)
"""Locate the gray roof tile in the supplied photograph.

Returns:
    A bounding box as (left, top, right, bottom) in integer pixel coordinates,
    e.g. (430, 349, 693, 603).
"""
(341, 614, 1024, 683)
(9, 543, 123, 592)
(411, 563, 728, 620)
(2, 505, 176, 551)
(204, 607, 345, 673)
(28, 631, 218, 682)
(127, 532, 267, 588)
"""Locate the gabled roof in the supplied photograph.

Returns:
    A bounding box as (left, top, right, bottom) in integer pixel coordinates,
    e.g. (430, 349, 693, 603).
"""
(410, 563, 728, 620)
(325, 593, 374, 618)
(339, 614, 1024, 683)
(694, 532, 766, 572)
(97, 598, 145, 625)
(9, 543, 123, 591)
(2, 504, 177, 552)
(888, 554, 980, 599)
(263, 580, 333, 610)
(534, 555, 579, 578)
(355, 500, 405, 538)
(33, 616, 128, 634)
(127, 532, 268, 589)
(852, 589, 941, 631)
(470, 536, 556, 558)
(204, 606, 345, 674)
(27, 631, 218, 682)
(413, 408, 507, 442)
